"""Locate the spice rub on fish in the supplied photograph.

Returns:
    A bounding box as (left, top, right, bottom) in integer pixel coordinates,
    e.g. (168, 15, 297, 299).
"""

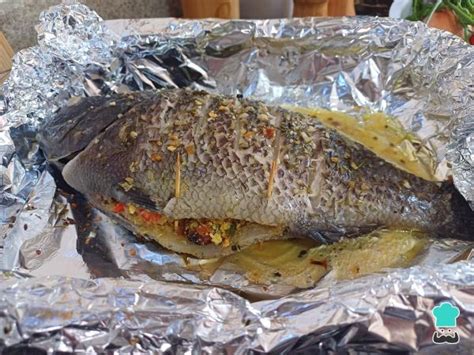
(61, 89, 474, 258)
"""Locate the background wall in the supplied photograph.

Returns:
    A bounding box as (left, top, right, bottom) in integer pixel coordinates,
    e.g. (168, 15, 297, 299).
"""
(0, 0, 182, 51)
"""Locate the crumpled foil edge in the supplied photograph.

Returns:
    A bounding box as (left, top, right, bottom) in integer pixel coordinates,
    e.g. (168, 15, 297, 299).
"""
(1, 261, 473, 353)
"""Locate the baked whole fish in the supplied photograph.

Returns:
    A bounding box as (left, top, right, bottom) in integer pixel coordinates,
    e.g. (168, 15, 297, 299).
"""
(57, 89, 473, 258)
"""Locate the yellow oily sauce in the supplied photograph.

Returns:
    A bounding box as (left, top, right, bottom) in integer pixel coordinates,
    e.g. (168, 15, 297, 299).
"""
(284, 106, 439, 182)
(193, 229, 428, 288)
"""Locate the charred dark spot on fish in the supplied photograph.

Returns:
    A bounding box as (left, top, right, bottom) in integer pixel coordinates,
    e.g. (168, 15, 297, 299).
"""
(23, 224, 28, 231)
(274, 272, 282, 277)
(187, 232, 212, 245)
(310, 259, 328, 269)
(298, 250, 308, 258)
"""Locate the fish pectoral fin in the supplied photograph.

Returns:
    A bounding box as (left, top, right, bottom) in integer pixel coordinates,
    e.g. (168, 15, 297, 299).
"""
(309, 223, 384, 244)
(307, 228, 350, 244)
(111, 185, 160, 212)
(309, 230, 354, 244)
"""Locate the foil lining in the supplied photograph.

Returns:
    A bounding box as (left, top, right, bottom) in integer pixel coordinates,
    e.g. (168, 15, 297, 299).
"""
(0, 262, 473, 353)
(1, 1, 473, 353)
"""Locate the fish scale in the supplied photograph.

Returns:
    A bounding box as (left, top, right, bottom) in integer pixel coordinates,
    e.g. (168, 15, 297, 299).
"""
(62, 88, 474, 243)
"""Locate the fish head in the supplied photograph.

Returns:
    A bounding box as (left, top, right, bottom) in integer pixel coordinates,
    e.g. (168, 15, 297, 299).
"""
(62, 109, 167, 212)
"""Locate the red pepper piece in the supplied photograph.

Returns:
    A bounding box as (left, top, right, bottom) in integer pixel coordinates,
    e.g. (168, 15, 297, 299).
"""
(196, 224, 211, 236)
(113, 203, 125, 213)
(263, 127, 275, 139)
(139, 210, 162, 223)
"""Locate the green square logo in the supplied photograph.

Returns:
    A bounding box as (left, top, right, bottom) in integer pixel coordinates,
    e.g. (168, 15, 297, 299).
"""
(432, 302, 460, 328)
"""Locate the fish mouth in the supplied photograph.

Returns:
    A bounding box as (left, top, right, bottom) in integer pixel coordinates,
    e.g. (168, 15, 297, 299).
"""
(98, 197, 289, 259)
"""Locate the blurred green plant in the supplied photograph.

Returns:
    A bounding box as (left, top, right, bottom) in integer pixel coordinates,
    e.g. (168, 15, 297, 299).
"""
(407, 0, 473, 42)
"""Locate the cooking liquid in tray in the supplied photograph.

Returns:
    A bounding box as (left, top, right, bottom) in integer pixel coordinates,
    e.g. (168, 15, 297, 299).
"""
(194, 229, 428, 288)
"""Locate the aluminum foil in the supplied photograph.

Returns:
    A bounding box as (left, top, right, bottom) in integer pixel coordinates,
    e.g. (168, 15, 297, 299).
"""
(1, 1, 473, 352)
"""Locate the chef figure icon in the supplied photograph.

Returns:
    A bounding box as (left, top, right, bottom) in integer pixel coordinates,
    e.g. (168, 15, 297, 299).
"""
(431, 302, 460, 344)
